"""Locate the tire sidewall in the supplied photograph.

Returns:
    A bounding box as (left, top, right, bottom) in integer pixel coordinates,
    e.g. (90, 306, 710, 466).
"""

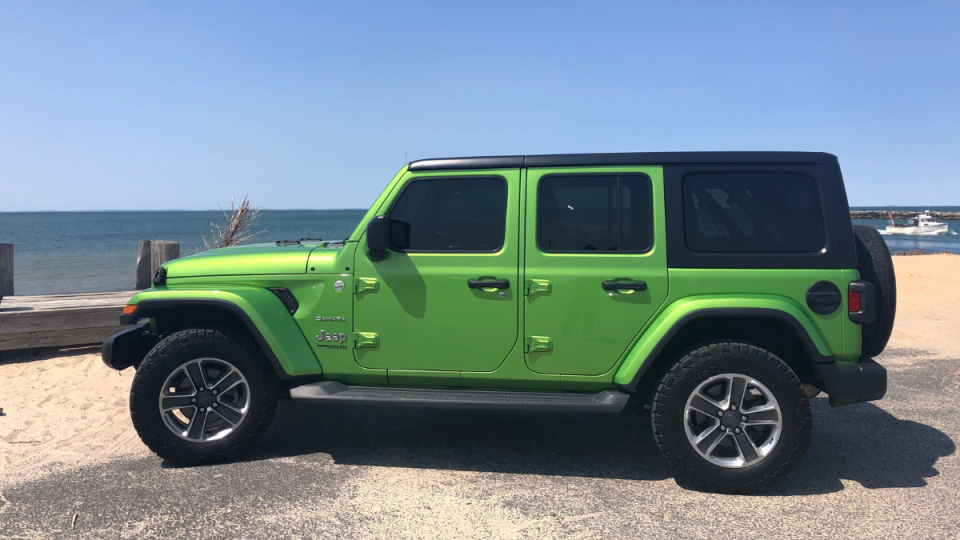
(130, 329, 278, 463)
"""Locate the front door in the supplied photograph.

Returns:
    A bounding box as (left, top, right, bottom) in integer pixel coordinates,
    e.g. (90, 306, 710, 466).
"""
(353, 169, 521, 372)
(523, 167, 669, 375)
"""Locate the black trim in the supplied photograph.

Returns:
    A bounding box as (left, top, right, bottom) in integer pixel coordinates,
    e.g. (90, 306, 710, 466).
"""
(815, 357, 886, 407)
(614, 308, 834, 392)
(806, 281, 842, 315)
(152, 266, 167, 286)
(408, 152, 834, 171)
(290, 381, 630, 413)
(119, 299, 299, 380)
(467, 279, 509, 290)
(102, 322, 156, 371)
(268, 288, 299, 315)
(602, 280, 647, 291)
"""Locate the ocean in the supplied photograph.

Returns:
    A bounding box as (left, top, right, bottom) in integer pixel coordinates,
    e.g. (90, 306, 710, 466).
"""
(1, 208, 958, 296)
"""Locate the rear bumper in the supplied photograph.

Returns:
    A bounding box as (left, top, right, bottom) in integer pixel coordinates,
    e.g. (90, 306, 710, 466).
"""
(101, 322, 156, 371)
(815, 357, 887, 407)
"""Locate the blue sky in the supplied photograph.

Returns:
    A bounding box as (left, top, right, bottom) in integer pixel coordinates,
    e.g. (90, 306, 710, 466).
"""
(1, 1, 958, 211)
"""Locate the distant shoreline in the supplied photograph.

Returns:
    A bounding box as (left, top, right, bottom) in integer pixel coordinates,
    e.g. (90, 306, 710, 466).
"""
(850, 210, 960, 220)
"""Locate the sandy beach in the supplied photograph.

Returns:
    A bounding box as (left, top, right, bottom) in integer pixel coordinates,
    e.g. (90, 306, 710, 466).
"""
(0, 254, 958, 538)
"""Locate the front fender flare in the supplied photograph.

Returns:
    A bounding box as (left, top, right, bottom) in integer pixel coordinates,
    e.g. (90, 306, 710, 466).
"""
(121, 287, 322, 379)
(613, 295, 834, 391)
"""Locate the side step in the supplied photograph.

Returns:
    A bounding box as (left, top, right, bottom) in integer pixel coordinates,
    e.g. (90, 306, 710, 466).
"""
(289, 381, 630, 413)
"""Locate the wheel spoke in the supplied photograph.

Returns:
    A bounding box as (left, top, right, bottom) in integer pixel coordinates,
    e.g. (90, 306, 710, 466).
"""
(185, 362, 208, 390)
(695, 424, 726, 454)
(689, 394, 722, 416)
(161, 396, 195, 412)
(734, 431, 760, 463)
(214, 402, 243, 424)
(744, 408, 779, 424)
(728, 376, 747, 410)
(186, 409, 208, 440)
(213, 370, 243, 395)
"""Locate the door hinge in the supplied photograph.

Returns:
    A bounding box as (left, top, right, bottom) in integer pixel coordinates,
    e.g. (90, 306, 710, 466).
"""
(355, 278, 379, 294)
(525, 279, 551, 296)
(525, 336, 553, 353)
(354, 332, 379, 349)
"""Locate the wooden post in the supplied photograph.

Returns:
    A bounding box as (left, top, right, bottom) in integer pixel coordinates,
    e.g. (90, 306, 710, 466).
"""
(150, 241, 181, 277)
(0, 244, 12, 298)
(134, 240, 153, 290)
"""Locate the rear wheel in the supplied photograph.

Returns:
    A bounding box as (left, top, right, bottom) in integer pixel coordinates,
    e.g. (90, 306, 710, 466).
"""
(130, 327, 280, 465)
(652, 342, 811, 494)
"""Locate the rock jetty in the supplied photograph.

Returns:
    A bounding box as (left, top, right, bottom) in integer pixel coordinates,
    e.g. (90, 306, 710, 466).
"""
(850, 210, 960, 220)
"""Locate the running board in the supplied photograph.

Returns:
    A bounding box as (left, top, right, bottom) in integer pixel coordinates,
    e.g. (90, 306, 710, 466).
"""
(289, 381, 630, 413)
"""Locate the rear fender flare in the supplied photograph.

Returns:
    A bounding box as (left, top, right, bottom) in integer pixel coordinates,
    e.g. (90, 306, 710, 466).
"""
(613, 295, 834, 391)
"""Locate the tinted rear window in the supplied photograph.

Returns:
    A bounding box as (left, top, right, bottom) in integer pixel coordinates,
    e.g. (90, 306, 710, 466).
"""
(538, 174, 652, 253)
(682, 172, 825, 253)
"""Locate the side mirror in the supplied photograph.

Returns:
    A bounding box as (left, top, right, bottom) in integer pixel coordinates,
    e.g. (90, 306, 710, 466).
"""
(389, 219, 411, 250)
(366, 216, 388, 261)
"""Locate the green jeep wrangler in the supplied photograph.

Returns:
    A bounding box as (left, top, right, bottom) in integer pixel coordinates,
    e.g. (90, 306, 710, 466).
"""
(103, 152, 895, 493)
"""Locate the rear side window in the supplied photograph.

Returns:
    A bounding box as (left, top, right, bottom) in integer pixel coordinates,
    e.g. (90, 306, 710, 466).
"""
(388, 177, 506, 252)
(683, 172, 825, 253)
(538, 174, 652, 253)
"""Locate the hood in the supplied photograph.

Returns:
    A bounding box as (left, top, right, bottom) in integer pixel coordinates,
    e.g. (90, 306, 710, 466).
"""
(163, 242, 320, 278)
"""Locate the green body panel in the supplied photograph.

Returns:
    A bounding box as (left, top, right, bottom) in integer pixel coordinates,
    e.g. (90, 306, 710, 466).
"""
(523, 166, 669, 376)
(164, 242, 320, 278)
(126, 163, 863, 392)
(352, 168, 521, 372)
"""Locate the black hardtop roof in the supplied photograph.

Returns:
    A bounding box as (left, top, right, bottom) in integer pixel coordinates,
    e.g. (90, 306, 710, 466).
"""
(408, 151, 837, 171)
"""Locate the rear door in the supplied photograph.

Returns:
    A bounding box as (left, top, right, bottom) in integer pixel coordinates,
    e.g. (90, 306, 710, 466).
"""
(353, 169, 521, 372)
(523, 167, 668, 375)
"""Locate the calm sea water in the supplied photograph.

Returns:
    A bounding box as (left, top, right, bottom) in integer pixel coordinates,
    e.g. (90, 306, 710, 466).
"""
(0, 210, 366, 295)
(1, 208, 957, 295)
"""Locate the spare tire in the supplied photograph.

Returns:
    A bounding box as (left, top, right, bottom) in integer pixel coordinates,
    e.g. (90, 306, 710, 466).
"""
(853, 225, 897, 357)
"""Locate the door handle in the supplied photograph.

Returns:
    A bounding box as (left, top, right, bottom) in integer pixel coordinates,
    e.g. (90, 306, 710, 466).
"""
(601, 280, 647, 291)
(468, 279, 510, 290)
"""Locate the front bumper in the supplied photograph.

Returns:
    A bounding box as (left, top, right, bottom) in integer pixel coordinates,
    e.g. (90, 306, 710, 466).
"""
(815, 357, 887, 407)
(102, 322, 156, 371)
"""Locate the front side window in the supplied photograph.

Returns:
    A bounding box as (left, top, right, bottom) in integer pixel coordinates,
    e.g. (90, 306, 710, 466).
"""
(682, 172, 825, 253)
(388, 177, 506, 252)
(538, 174, 652, 253)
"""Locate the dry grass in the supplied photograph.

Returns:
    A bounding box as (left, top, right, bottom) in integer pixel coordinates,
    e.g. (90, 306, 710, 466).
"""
(203, 195, 264, 249)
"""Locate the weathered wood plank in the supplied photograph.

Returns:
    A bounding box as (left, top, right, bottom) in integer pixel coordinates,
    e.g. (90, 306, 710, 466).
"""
(0, 244, 12, 298)
(135, 240, 153, 290)
(0, 326, 127, 351)
(151, 241, 180, 276)
(0, 306, 125, 334)
(0, 291, 134, 311)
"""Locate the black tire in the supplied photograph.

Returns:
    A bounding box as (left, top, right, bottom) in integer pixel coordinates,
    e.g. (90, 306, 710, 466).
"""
(853, 225, 897, 357)
(651, 342, 812, 494)
(130, 327, 280, 465)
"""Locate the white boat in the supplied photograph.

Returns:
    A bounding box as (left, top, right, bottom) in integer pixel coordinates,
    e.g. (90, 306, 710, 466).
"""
(882, 212, 950, 235)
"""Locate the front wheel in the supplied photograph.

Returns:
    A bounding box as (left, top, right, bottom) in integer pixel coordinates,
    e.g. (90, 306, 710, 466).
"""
(130, 327, 280, 465)
(651, 342, 812, 494)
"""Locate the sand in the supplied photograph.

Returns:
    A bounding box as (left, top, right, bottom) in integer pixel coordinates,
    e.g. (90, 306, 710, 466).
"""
(1, 254, 957, 482)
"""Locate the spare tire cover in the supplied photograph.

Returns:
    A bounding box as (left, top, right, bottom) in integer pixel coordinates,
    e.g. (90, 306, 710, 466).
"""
(853, 225, 897, 357)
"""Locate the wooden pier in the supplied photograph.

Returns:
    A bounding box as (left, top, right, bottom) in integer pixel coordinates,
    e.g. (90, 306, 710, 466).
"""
(0, 291, 133, 351)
